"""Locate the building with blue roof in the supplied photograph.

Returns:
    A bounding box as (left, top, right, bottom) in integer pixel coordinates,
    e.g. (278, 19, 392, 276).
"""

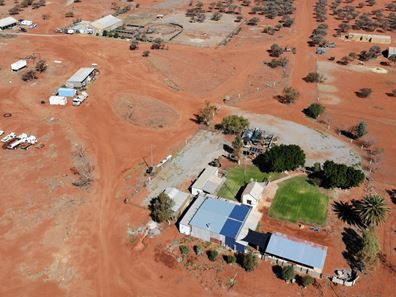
(58, 88, 77, 97)
(179, 194, 262, 253)
(264, 232, 327, 274)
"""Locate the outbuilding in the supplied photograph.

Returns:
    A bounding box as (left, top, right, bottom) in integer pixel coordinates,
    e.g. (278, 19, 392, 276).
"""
(11, 60, 27, 71)
(343, 32, 391, 44)
(21, 20, 33, 26)
(179, 194, 261, 253)
(0, 17, 18, 30)
(164, 187, 192, 219)
(191, 166, 225, 196)
(90, 15, 123, 34)
(241, 182, 265, 207)
(66, 67, 96, 89)
(388, 47, 396, 58)
(58, 87, 77, 97)
(49, 96, 67, 106)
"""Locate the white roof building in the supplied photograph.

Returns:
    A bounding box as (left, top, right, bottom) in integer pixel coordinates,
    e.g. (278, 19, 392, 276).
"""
(164, 187, 192, 218)
(191, 166, 225, 196)
(241, 182, 265, 207)
(90, 15, 123, 33)
(388, 47, 396, 58)
(0, 17, 18, 29)
(49, 96, 67, 106)
(66, 67, 96, 88)
(11, 60, 27, 71)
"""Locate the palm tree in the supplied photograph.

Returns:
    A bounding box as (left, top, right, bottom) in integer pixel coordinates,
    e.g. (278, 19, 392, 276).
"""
(355, 195, 389, 227)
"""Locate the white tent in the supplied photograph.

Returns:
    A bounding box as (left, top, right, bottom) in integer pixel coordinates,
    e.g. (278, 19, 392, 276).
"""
(11, 60, 27, 71)
(49, 96, 67, 106)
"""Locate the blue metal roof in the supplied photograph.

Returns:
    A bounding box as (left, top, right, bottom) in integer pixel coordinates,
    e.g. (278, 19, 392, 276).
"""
(189, 197, 251, 238)
(265, 233, 327, 270)
(58, 88, 76, 97)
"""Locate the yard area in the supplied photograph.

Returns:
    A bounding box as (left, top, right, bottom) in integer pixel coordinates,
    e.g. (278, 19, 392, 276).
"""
(218, 165, 282, 201)
(269, 176, 329, 225)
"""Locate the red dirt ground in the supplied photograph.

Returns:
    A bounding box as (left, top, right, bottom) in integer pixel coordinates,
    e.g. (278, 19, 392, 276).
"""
(0, 0, 395, 296)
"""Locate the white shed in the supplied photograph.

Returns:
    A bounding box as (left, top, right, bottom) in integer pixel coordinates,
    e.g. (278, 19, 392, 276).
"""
(21, 20, 33, 26)
(11, 60, 27, 71)
(241, 182, 265, 207)
(90, 15, 123, 34)
(49, 96, 67, 106)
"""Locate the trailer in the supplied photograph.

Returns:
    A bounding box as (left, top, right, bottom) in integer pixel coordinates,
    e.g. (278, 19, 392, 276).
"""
(1, 132, 16, 143)
(49, 96, 67, 106)
(7, 133, 28, 149)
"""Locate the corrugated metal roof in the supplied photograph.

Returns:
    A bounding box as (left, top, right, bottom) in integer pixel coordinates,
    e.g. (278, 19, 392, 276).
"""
(67, 67, 95, 83)
(266, 232, 327, 270)
(192, 166, 225, 194)
(58, 88, 77, 97)
(242, 182, 264, 201)
(0, 17, 17, 28)
(11, 59, 27, 70)
(189, 197, 251, 238)
(91, 15, 122, 30)
(164, 187, 190, 214)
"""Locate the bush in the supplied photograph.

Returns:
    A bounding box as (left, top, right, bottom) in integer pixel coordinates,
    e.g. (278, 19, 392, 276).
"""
(142, 50, 150, 57)
(279, 86, 299, 104)
(281, 265, 295, 281)
(221, 115, 249, 134)
(130, 40, 139, 50)
(267, 57, 288, 68)
(302, 275, 315, 287)
(35, 59, 47, 73)
(357, 88, 372, 98)
(149, 192, 175, 222)
(22, 70, 38, 81)
(303, 103, 325, 119)
(224, 254, 236, 264)
(304, 72, 326, 83)
(207, 250, 219, 261)
(194, 245, 204, 256)
(270, 43, 283, 57)
(241, 252, 258, 271)
(256, 144, 305, 172)
(322, 160, 365, 189)
(355, 121, 368, 138)
(179, 245, 190, 256)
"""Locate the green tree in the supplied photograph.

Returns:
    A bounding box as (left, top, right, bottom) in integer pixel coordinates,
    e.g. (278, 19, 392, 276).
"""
(355, 195, 389, 227)
(179, 245, 190, 256)
(221, 115, 249, 134)
(258, 144, 305, 172)
(149, 192, 175, 223)
(208, 250, 219, 261)
(322, 160, 365, 189)
(303, 103, 325, 119)
(197, 102, 216, 126)
(281, 265, 295, 281)
(242, 252, 258, 272)
(232, 135, 243, 160)
(225, 254, 236, 264)
(356, 227, 380, 272)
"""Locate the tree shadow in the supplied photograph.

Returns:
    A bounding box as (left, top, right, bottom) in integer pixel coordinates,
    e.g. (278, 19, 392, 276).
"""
(332, 200, 363, 227)
(341, 227, 363, 271)
(272, 265, 283, 279)
(386, 189, 396, 204)
(252, 154, 271, 173)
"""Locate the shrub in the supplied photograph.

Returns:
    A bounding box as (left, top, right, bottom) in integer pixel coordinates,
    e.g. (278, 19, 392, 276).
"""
(281, 265, 295, 281)
(247, 17, 259, 26)
(179, 245, 190, 256)
(151, 38, 164, 50)
(302, 275, 315, 287)
(270, 43, 283, 57)
(225, 254, 237, 264)
(355, 121, 368, 138)
(279, 86, 299, 104)
(130, 40, 139, 50)
(196, 102, 216, 126)
(35, 59, 47, 73)
(357, 88, 372, 98)
(267, 57, 288, 68)
(221, 115, 249, 134)
(142, 50, 150, 57)
(356, 227, 380, 272)
(149, 192, 175, 222)
(242, 252, 258, 271)
(303, 103, 325, 119)
(207, 250, 219, 261)
(304, 72, 326, 83)
(194, 245, 204, 256)
(22, 70, 38, 81)
(256, 144, 305, 172)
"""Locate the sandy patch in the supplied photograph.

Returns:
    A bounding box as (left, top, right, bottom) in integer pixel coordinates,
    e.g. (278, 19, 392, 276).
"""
(318, 84, 338, 93)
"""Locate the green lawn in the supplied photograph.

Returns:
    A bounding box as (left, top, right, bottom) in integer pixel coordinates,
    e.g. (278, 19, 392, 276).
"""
(217, 165, 282, 201)
(269, 176, 329, 225)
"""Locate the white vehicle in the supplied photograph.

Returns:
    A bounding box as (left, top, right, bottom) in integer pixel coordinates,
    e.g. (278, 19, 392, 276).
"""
(7, 134, 27, 149)
(21, 20, 33, 26)
(1, 132, 16, 143)
(0, 130, 4, 136)
(67, 29, 75, 34)
(73, 92, 88, 106)
(26, 135, 38, 144)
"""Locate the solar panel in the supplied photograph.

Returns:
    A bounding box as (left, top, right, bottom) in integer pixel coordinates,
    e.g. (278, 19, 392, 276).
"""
(229, 204, 251, 222)
(220, 219, 242, 238)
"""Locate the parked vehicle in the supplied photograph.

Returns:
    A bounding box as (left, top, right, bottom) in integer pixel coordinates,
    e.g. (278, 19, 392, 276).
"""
(72, 91, 88, 106)
(1, 132, 16, 143)
(0, 130, 4, 136)
(19, 27, 27, 32)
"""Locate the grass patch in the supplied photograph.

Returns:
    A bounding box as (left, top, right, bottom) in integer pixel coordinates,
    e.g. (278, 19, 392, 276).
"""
(269, 176, 328, 225)
(218, 165, 282, 201)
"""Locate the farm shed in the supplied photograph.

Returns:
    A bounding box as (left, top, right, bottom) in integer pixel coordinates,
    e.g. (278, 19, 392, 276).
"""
(0, 17, 18, 30)
(164, 187, 192, 219)
(11, 60, 27, 71)
(178, 194, 261, 253)
(49, 96, 67, 106)
(388, 47, 396, 58)
(58, 88, 77, 97)
(91, 15, 123, 34)
(241, 182, 265, 207)
(343, 33, 391, 44)
(191, 166, 225, 196)
(66, 67, 96, 89)
(264, 232, 327, 274)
